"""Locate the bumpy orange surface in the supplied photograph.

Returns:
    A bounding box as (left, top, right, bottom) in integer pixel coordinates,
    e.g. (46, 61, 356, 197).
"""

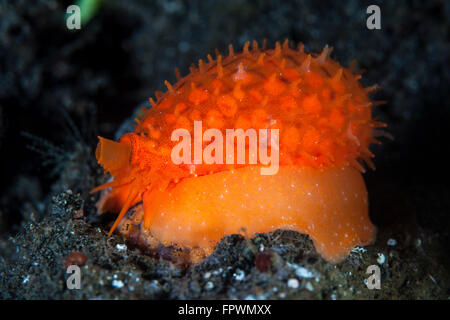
(92, 40, 384, 264)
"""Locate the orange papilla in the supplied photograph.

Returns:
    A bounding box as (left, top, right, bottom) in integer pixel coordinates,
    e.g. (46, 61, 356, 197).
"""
(92, 40, 383, 263)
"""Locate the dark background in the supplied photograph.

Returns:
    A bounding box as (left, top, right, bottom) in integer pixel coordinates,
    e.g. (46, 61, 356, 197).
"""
(0, 0, 449, 299)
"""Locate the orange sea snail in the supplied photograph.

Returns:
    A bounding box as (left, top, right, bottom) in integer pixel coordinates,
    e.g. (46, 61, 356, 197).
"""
(92, 40, 386, 264)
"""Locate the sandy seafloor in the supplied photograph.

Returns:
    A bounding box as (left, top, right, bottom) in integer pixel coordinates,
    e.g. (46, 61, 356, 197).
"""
(0, 0, 449, 299)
